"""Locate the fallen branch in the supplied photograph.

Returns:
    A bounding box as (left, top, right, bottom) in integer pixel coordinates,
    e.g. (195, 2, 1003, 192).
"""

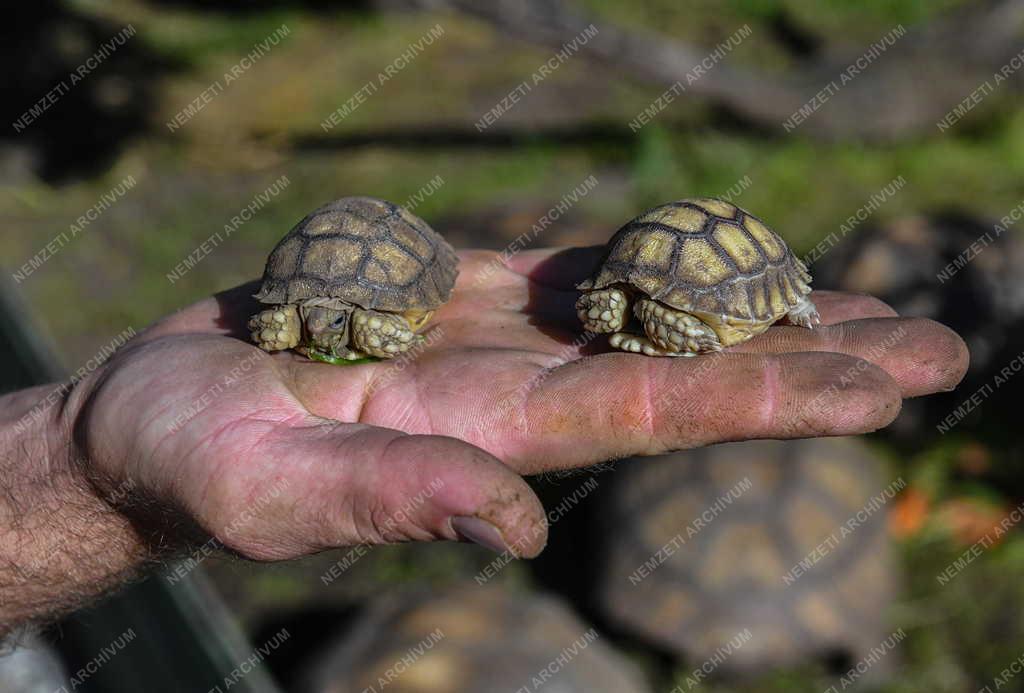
(390, 0, 1024, 140)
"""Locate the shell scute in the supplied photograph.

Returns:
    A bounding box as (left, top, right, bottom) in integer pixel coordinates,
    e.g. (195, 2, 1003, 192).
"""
(642, 204, 707, 232)
(690, 197, 737, 218)
(742, 213, 786, 262)
(712, 220, 766, 274)
(675, 237, 733, 287)
(303, 237, 361, 277)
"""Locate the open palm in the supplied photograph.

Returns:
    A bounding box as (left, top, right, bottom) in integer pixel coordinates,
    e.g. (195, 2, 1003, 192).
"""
(69, 247, 968, 560)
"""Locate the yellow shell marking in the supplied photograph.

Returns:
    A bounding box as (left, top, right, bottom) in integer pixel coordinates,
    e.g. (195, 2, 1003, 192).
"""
(643, 205, 708, 232)
(649, 589, 699, 631)
(642, 490, 705, 547)
(692, 197, 737, 218)
(712, 221, 765, 273)
(836, 547, 891, 612)
(614, 228, 677, 271)
(742, 214, 785, 261)
(634, 231, 675, 270)
(809, 459, 868, 514)
(397, 225, 432, 257)
(785, 494, 840, 549)
(676, 238, 733, 286)
(272, 236, 304, 276)
(344, 214, 379, 237)
(781, 272, 800, 305)
(795, 593, 846, 640)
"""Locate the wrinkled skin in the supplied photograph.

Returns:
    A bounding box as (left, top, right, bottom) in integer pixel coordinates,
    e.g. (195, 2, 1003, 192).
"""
(67, 247, 968, 561)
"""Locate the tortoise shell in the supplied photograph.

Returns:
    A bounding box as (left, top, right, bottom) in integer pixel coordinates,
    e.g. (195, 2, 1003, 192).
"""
(300, 588, 651, 693)
(578, 198, 811, 324)
(254, 196, 458, 312)
(592, 438, 896, 673)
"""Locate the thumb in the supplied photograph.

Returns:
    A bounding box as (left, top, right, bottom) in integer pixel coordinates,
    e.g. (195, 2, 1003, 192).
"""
(200, 421, 548, 561)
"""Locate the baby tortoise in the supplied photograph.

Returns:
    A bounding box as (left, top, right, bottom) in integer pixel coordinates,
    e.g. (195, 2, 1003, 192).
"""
(249, 196, 458, 362)
(577, 198, 818, 356)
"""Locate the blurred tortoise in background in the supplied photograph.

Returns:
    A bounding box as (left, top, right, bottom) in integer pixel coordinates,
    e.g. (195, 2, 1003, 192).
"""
(814, 213, 1024, 376)
(300, 587, 651, 693)
(576, 198, 818, 356)
(591, 438, 897, 676)
(249, 196, 458, 362)
(814, 213, 1024, 444)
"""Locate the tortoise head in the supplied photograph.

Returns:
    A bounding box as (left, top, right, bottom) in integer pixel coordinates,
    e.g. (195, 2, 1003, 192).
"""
(300, 300, 353, 356)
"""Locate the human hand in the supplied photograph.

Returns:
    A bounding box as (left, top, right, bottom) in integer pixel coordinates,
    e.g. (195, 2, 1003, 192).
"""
(65, 246, 968, 561)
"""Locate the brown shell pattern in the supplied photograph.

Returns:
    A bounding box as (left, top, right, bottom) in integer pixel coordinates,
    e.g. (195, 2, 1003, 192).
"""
(593, 438, 895, 669)
(254, 196, 459, 312)
(579, 198, 811, 322)
(303, 589, 650, 693)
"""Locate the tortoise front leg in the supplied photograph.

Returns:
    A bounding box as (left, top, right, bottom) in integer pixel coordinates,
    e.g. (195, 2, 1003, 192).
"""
(248, 304, 301, 352)
(575, 288, 629, 333)
(350, 309, 417, 359)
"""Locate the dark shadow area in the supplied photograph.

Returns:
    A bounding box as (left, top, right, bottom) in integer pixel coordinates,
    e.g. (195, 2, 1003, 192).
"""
(521, 246, 610, 352)
(1, 1, 180, 183)
(289, 123, 642, 153)
(528, 469, 608, 615)
(149, 0, 372, 13)
(249, 604, 365, 692)
(213, 280, 266, 341)
(767, 9, 823, 60)
(520, 245, 604, 289)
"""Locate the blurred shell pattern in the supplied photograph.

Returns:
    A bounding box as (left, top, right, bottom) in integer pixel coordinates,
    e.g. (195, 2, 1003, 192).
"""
(814, 213, 1024, 445)
(814, 213, 1024, 378)
(592, 438, 897, 674)
(302, 587, 651, 693)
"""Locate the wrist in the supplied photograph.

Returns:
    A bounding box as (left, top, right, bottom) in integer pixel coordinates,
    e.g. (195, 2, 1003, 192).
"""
(0, 380, 154, 634)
